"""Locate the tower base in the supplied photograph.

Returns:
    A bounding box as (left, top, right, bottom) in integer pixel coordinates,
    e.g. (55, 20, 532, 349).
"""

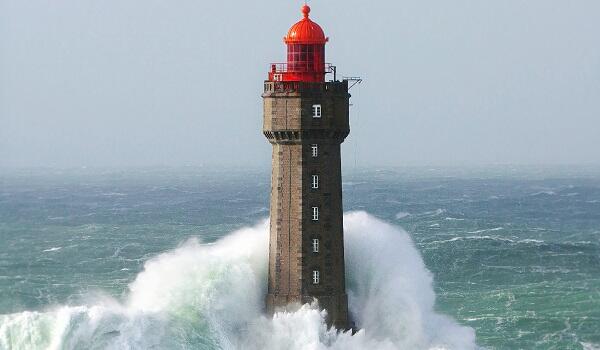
(266, 293, 349, 330)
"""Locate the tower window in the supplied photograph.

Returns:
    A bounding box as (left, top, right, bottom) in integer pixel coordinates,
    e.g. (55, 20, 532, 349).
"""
(311, 144, 318, 158)
(312, 207, 319, 221)
(311, 174, 319, 189)
(312, 238, 319, 253)
(312, 270, 320, 284)
(312, 104, 322, 118)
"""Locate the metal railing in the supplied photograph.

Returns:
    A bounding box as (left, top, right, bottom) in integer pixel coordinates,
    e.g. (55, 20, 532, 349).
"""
(268, 62, 334, 74)
(267, 63, 335, 82)
(263, 80, 348, 94)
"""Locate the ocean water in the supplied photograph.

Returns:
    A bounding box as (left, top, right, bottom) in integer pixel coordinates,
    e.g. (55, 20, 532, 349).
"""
(0, 166, 599, 349)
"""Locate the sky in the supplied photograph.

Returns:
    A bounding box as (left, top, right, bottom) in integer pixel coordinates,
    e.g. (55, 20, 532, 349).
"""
(1, 0, 599, 168)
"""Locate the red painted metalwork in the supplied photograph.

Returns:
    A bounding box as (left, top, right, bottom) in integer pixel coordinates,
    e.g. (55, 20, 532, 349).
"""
(268, 5, 330, 83)
(285, 5, 328, 45)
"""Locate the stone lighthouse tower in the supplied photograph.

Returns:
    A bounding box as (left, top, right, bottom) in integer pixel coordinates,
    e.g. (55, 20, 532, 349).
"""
(263, 5, 350, 328)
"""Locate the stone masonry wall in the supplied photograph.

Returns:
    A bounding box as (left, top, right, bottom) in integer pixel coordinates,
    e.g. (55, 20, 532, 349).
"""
(263, 81, 350, 329)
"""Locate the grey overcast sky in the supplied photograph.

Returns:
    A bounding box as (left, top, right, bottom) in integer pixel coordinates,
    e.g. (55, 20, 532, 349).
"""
(0, 1, 599, 168)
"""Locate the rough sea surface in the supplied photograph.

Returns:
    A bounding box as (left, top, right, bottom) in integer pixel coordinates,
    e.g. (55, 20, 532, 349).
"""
(0, 166, 599, 349)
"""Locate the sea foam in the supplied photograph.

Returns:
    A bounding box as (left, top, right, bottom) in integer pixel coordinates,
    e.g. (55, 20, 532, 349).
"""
(0, 212, 477, 350)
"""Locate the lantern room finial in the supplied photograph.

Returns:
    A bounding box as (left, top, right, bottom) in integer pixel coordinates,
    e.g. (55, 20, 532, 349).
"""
(302, 4, 310, 19)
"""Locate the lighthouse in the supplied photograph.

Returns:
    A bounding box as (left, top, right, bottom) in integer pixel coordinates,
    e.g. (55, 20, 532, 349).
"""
(263, 5, 350, 328)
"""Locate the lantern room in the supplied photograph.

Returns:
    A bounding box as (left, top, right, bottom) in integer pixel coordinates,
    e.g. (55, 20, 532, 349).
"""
(269, 5, 332, 83)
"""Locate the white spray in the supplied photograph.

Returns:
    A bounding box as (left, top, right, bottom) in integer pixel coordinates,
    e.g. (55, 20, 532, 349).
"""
(0, 212, 477, 350)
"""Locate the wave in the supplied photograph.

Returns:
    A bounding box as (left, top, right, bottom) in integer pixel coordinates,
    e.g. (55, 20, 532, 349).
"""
(529, 191, 556, 196)
(42, 247, 62, 253)
(0, 212, 477, 350)
(444, 217, 465, 221)
(466, 227, 504, 234)
(424, 235, 544, 246)
(422, 209, 447, 217)
(423, 235, 598, 251)
(395, 212, 411, 219)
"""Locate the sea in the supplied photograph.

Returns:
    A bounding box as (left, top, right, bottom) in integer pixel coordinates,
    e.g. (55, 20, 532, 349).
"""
(0, 166, 599, 350)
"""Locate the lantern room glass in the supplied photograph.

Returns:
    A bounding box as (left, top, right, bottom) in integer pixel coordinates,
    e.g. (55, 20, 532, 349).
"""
(287, 44, 325, 74)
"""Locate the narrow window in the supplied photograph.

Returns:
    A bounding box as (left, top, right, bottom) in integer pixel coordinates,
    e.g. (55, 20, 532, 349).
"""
(312, 206, 319, 221)
(311, 144, 318, 158)
(311, 174, 319, 189)
(312, 238, 319, 253)
(312, 104, 322, 118)
(312, 270, 320, 284)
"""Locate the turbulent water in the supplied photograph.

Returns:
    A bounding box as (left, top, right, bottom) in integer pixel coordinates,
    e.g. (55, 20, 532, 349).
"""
(0, 166, 599, 349)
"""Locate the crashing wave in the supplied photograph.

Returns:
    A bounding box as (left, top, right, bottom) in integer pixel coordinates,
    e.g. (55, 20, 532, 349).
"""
(0, 212, 477, 350)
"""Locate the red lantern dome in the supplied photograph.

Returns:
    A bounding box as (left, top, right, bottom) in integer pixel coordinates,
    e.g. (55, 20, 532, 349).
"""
(284, 5, 328, 45)
(268, 5, 331, 83)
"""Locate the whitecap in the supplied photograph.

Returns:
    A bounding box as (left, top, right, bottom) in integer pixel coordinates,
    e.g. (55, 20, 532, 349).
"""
(582, 342, 600, 350)
(530, 191, 556, 196)
(424, 235, 545, 246)
(420, 209, 447, 217)
(101, 192, 127, 197)
(395, 212, 411, 219)
(467, 227, 504, 234)
(42, 247, 62, 253)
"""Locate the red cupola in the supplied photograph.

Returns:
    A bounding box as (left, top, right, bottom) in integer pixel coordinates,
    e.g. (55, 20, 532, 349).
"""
(285, 5, 328, 45)
(269, 5, 331, 83)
